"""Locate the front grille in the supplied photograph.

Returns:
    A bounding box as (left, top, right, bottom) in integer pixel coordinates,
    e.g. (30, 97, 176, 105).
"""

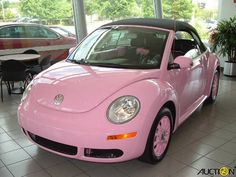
(28, 132, 77, 155)
(84, 148, 123, 158)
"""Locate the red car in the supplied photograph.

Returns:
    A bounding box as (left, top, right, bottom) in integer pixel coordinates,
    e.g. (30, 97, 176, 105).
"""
(0, 23, 77, 61)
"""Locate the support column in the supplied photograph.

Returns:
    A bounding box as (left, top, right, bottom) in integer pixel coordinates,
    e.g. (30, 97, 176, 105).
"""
(72, 0, 87, 42)
(1, 0, 5, 21)
(153, 0, 163, 19)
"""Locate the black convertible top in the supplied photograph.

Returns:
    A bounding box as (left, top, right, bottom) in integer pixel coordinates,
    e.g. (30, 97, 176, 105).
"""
(102, 18, 207, 52)
(102, 18, 197, 34)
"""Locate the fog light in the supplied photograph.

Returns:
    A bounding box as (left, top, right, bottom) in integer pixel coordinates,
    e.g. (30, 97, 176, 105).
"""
(107, 132, 137, 140)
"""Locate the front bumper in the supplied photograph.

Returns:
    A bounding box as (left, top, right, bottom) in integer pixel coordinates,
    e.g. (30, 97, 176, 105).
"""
(18, 101, 148, 163)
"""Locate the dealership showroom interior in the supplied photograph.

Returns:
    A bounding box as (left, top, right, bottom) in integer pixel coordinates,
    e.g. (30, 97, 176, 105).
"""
(1, 0, 236, 177)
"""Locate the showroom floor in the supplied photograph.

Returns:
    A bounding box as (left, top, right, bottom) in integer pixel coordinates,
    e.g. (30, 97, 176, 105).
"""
(0, 76, 236, 177)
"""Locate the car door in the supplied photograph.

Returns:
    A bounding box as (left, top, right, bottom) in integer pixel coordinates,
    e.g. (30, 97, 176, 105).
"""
(168, 31, 207, 122)
(190, 32, 208, 97)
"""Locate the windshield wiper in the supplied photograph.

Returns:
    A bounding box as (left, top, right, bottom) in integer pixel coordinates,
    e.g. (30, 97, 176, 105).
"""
(89, 62, 126, 68)
(68, 58, 90, 65)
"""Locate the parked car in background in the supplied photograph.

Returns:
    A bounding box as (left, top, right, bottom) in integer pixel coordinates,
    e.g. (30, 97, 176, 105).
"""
(18, 18, 220, 164)
(15, 17, 32, 23)
(205, 19, 218, 30)
(48, 26, 76, 38)
(15, 17, 41, 24)
(0, 23, 77, 62)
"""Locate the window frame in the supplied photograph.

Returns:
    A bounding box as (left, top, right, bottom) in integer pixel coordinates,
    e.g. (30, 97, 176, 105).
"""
(173, 29, 206, 60)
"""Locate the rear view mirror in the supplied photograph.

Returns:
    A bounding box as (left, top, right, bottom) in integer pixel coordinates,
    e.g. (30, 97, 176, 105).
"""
(173, 56, 193, 69)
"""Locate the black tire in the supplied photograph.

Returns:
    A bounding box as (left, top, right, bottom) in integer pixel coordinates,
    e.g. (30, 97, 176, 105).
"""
(139, 108, 173, 164)
(23, 50, 38, 54)
(206, 70, 220, 104)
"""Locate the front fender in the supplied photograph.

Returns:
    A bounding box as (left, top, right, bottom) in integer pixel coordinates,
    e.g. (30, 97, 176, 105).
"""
(105, 79, 177, 155)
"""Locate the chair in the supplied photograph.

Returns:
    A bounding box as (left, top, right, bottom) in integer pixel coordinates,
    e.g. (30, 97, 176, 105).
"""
(0, 60, 31, 102)
(0, 61, 2, 78)
(28, 55, 52, 76)
(22, 51, 39, 67)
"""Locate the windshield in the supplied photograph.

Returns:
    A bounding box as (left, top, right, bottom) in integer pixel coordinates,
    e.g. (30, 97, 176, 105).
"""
(68, 26, 169, 69)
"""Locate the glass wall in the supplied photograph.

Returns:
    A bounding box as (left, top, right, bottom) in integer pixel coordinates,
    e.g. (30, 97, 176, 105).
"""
(83, 0, 219, 40)
(0, 0, 76, 62)
(162, 0, 219, 40)
(84, 0, 155, 33)
(0, 0, 219, 62)
(0, 0, 219, 37)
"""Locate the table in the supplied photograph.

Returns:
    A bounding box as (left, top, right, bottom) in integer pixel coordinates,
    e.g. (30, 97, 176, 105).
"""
(0, 54, 41, 61)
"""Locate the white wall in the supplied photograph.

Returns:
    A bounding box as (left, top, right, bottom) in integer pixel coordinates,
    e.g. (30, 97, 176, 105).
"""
(219, 0, 236, 20)
(218, 0, 236, 66)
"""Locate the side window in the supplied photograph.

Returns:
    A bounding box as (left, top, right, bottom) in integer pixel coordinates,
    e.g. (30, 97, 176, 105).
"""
(15, 26, 26, 38)
(0, 26, 26, 38)
(26, 26, 58, 38)
(26, 26, 47, 38)
(172, 31, 201, 60)
(0, 27, 10, 38)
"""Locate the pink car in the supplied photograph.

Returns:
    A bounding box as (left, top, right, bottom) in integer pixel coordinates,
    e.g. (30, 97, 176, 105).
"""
(18, 18, 220, 164)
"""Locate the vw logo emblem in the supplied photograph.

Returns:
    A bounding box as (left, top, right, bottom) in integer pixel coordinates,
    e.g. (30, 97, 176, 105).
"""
(54, 94, 64, 105)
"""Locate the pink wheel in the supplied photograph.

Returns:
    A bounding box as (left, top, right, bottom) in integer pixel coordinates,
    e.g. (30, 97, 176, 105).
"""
(153, 116, 171, 157)
(140, 108, 173, 164)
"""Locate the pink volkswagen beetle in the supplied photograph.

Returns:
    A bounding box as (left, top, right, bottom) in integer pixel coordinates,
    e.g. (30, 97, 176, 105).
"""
(18, 18, 220, 164)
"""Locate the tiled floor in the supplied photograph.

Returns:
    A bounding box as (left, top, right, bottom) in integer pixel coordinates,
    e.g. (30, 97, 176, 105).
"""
(0, 76, 236, 177)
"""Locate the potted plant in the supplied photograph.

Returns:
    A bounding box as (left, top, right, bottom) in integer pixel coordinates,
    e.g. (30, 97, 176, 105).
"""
(211, 16, 236, 76)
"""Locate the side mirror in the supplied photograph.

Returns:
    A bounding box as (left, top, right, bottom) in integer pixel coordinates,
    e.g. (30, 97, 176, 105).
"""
(173, 56, 193, 69)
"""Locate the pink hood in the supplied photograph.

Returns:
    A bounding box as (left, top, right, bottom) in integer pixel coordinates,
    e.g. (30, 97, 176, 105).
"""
(32, 61, 159, 113)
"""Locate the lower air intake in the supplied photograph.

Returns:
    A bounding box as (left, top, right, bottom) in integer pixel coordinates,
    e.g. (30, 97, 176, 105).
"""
(28, 131, 77, 155)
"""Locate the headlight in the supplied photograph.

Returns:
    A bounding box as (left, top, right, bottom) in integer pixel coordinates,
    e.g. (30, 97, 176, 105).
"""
(21, 81, 34, 103)
(107, 96, 140, 124)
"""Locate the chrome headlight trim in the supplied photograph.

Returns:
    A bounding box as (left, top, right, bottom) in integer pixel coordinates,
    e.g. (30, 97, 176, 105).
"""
(107, 96, 140, 124)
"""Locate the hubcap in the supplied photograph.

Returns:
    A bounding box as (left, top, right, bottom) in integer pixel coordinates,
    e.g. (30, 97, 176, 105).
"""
(153, 116, 171, 157)
(212, 73, 219, 100)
